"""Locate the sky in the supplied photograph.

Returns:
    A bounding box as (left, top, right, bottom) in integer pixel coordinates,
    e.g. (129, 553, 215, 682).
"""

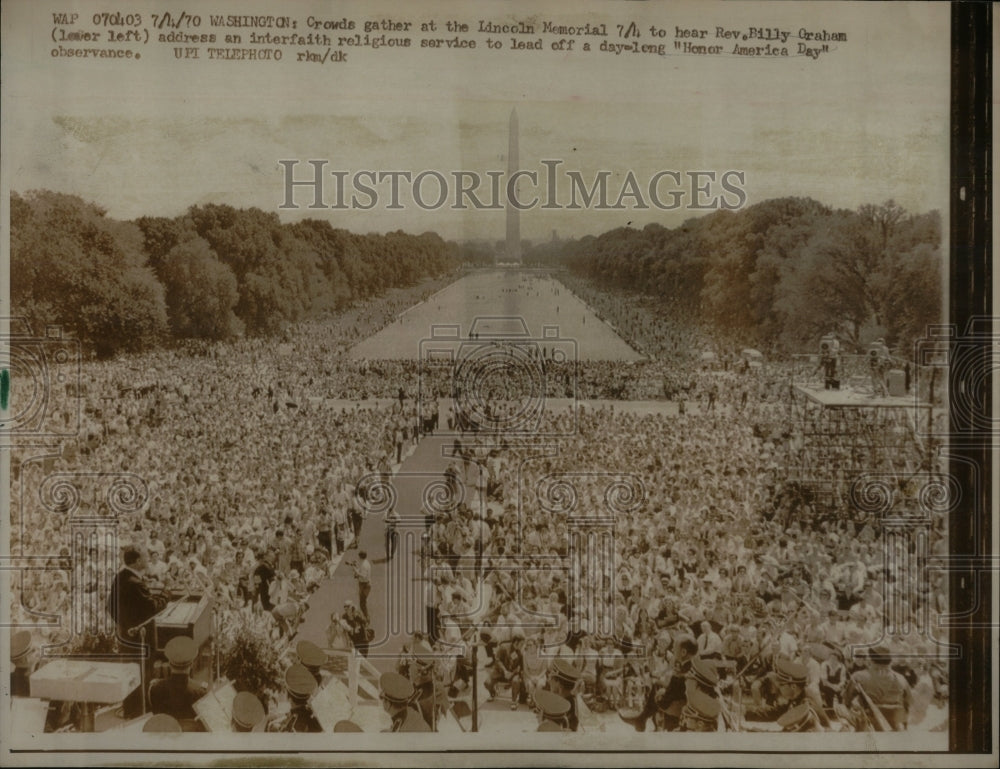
(2, 0, 950, 243)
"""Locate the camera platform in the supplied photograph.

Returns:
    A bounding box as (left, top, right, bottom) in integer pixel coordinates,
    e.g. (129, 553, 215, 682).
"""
(794, 384, 926, 410)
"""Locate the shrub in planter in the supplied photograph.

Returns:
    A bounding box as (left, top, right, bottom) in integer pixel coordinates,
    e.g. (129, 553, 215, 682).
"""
(219, 621, 284, 707)
(68, 631, 119, 658)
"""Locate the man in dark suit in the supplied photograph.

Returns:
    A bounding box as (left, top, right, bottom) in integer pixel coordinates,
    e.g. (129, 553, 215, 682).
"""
(107, 546, 165, 718)
(108, 546, 163, 642)
(253, 548, 277, 612)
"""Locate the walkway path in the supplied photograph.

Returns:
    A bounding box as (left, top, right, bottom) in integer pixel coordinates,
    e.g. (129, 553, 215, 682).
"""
(349, 270, 643, 361)
(292, 397, 685, 669)
(293, 433, 456, 672)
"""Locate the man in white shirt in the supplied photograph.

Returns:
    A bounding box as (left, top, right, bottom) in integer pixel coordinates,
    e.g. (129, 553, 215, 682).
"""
(351, 551, 372, 619)
(697, 620, 723, 658)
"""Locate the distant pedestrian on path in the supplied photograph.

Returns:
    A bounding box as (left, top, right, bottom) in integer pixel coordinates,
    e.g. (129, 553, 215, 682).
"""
(351, 550, 372, 619)
(385, 509, 400, 561)
(349, 504, 364, 549)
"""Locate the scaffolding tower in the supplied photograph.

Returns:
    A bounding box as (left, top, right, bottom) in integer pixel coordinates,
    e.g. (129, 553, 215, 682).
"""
(779, 368, 938, 519)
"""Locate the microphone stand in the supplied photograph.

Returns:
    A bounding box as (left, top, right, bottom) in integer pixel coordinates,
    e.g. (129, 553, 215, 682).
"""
(126, 611, 161, 718)
(214, 606, 221, 683)
(471, 639, 479, 732)
(139, 627, 148, 716)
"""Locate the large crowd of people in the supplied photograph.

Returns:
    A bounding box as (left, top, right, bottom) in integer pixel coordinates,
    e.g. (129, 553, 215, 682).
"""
(411, 398, 948, 732)
(7, 269, 949, 734)
(9, 277, 450, 653)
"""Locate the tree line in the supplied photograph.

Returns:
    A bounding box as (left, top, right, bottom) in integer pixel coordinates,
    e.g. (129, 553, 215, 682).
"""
(11, 190, 942, 359)
(11, 191, 462, 357)
(526, 197, 942, 355)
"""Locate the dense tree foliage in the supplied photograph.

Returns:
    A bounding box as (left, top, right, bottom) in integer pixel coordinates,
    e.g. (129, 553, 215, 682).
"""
(527, 197, 942, 354)
(11, 191, 168, 357)
(11, 192, 461, 356)
(157, 237, 243, 340)
(12, 189, 941, 359)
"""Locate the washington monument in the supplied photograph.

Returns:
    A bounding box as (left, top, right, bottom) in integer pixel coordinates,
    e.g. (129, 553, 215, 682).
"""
(504, 107, 522, 265)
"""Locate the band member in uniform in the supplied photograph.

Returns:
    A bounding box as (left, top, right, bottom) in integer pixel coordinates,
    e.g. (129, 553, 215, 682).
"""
(142, 713, 183, 733)
(679, 688, 721, 732)
(532, 688, 572, 732)
(844, 645, 912, 731)
(231, 691, 266, 732)
(746, 659, 827, 730)
(777, 702, 822, 732)
(296, 640, 329, 687)
(10, 630, 35, 698)
(686, 657, 720, 699)
(379, 671, 431, 732)
(547, 657, 583, 731)
(267, 664, 323, 733)
(149, 636, 208, 730)
(655, 635, 698, 731)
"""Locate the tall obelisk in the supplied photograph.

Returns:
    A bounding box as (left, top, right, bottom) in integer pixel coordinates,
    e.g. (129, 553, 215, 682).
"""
(505, 108, 522, 265)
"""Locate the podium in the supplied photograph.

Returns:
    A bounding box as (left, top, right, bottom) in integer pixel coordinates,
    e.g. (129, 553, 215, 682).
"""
(153, 595, 213, 652)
